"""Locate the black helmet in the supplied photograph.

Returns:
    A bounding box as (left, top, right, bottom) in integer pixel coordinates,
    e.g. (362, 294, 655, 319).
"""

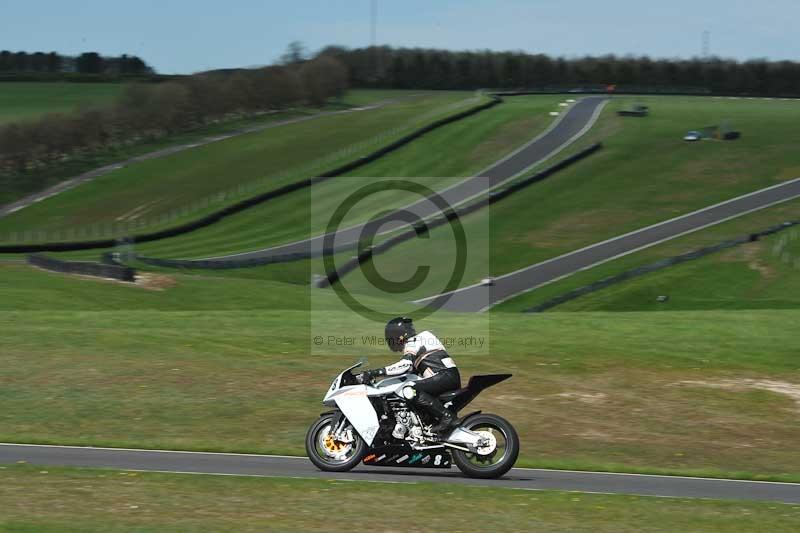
(385, 317, 415, 352)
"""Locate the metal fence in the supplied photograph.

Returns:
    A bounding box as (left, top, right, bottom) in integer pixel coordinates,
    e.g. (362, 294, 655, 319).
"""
(134, 251, 310, 270)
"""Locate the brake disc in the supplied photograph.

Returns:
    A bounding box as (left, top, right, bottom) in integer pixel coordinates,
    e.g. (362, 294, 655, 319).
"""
(320, 431, 352, 460)
(474, 429, 498, 456)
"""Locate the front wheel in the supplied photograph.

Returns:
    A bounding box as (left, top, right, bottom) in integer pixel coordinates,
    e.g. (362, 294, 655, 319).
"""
(451, 413, 519, 479)
(305, 413, 366, 472)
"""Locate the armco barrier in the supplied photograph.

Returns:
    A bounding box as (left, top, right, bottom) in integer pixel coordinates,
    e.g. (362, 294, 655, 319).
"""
(27, 254, 136, 282)
(134, 251, 310, 270)
(0, 95, 502, 255)
(523, 220, 800, 313)
(134, 142, 603, 274)
(317, 143, 603, 287)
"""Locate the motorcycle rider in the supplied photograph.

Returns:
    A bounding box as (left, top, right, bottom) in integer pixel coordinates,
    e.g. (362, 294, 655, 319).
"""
(358, 317, 460, 436)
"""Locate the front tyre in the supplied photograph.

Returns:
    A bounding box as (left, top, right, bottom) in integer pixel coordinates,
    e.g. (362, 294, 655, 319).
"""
(305, 414, 366, 472)
(451, 414, 519, 479)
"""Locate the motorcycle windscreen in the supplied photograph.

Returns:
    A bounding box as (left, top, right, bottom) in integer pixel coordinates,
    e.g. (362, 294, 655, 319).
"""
(332, 386, 380, 446)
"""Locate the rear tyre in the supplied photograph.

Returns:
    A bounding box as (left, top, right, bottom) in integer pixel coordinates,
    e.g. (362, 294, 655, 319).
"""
(305, 414, 366, 472)
(451, 413, 519, 479)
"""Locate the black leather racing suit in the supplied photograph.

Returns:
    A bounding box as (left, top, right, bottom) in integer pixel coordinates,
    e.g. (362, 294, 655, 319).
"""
(382, 330, 460, 425)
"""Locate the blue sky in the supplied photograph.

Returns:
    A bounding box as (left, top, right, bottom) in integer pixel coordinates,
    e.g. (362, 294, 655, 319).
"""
(2, 0, 797, 73)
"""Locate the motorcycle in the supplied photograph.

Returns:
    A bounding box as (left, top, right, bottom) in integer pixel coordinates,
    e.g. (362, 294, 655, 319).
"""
(305, 361, 520, 479)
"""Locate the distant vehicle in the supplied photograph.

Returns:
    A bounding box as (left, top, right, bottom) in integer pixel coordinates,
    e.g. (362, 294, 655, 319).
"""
(618, 104, 648, 117)
(481, 277, 495, 286)
(719, 120, 741, 140)
(683, 131, 702, 142)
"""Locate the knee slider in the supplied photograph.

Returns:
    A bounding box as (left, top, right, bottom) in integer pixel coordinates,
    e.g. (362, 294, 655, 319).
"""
(402, 385, 416, 400)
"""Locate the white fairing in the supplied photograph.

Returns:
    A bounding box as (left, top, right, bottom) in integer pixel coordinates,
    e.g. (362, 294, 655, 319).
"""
(371, 374, 420, 392)
(327, 385, 380, 445)
(322, 367, 421, 446)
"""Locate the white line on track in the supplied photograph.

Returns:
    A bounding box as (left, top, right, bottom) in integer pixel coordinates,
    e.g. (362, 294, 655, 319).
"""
(513, 466, 800, 486)
(3, 443, 797, 488)
(0, 441, 305, 460)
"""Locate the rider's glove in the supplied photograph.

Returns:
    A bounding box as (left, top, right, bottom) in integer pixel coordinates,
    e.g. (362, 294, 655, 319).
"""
(358, 368, 386, 384)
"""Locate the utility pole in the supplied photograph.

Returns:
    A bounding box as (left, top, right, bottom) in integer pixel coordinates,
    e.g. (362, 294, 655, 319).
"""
(370, 0, 379, 80)
(702, 30, 711, 60)
(370, 0, 377, 48)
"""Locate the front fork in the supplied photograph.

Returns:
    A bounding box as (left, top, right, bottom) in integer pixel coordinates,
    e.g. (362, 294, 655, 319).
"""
(327, 411, 355, 443)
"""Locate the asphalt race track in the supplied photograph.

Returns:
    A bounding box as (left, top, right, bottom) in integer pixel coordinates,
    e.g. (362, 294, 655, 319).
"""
(205, 96, 609, 261)
(2, 443, 799, 503)
(416, 177, 800, 311)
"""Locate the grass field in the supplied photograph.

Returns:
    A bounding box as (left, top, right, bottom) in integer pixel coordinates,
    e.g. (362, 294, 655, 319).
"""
(336, 95, 800, 300)
(121, 94, 566, 259)
(0, 105, 326, 208)
(3, 465, 798, 532)
(495, 196, 800, 312)
(3, 91, 800, 497)
(0, 91, 481, 240)
(0, 82, 123, 124)
(0, 88, 424, 207)
(3, 263, 800, 481)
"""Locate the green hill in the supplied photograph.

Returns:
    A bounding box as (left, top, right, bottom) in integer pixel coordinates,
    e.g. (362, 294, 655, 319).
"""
(0, 91, 480, 240)
(335, 96, 800, 301)
(496, 196, 800, 312)
(4, 93, 800, 482)
(130, 94, 564, 260)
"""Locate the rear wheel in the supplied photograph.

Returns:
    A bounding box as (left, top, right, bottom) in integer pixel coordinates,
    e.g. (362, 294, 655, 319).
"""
(451, 414, 519, 479)
(305, 414, 366, 472)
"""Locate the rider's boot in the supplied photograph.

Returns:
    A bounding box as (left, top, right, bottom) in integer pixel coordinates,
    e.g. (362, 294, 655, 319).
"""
(430, 409, 456, 437)
(415, 391, 457, 437)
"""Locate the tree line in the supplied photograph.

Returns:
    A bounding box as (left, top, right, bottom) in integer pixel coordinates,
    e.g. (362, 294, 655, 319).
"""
(7, 41, 798, 189)
(319, 45, 800, 95)
(0, 50, 153, 75)
(0, 55, 348, 177)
